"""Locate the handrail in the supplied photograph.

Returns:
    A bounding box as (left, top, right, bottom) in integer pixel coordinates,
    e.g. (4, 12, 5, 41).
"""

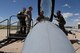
(0, 19, 9, 29)
(9, 15, 34, 28)
(0, 19, 8, 23)
(9, 15, 17, 26)
(10, 21, 18, 25)
(8, 15, 17, 37)
(8, 15, 34, 36)
(0, 19, 9, 37)
(9, 15, 17, 25)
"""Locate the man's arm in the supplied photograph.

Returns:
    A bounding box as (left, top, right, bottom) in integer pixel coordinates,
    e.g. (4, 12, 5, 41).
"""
(53, 14, 57, 17)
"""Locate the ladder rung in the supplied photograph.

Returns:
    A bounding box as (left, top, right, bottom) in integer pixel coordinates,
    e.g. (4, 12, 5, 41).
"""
(8, 33, 27, 39)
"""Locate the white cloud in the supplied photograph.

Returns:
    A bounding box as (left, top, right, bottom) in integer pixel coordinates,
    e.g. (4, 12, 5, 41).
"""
(78, 17, 80, 18)
(62, 12, 73, 18)
(63, 4, 71, 8)
(62, 12, 80, 19)
(75, 17, 80, 22)
(13, 0, 16, 3)
(75, 19, 80, 22)
(0, 16, 4, 21)
(74, 13, 79, 16)
(64, 4, 68, 6)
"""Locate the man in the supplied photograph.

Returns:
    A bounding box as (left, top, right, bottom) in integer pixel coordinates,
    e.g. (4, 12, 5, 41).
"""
(37, 11, 45, 22)
(32, 11, 45, 27)
(17, 8, 27, 34)
(53, 10, 67, 35)
(26, 6, 33, 34)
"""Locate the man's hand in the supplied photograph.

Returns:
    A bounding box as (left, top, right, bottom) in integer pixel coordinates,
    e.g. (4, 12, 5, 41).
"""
(53, 14, 57, 17)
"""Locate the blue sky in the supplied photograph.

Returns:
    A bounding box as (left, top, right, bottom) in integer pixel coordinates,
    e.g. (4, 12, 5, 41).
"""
(0, 0, 38, 22)
(0, 0, 80, 26)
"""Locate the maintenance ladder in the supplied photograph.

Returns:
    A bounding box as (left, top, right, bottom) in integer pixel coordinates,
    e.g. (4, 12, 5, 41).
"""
(0, 15, 32, 48)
